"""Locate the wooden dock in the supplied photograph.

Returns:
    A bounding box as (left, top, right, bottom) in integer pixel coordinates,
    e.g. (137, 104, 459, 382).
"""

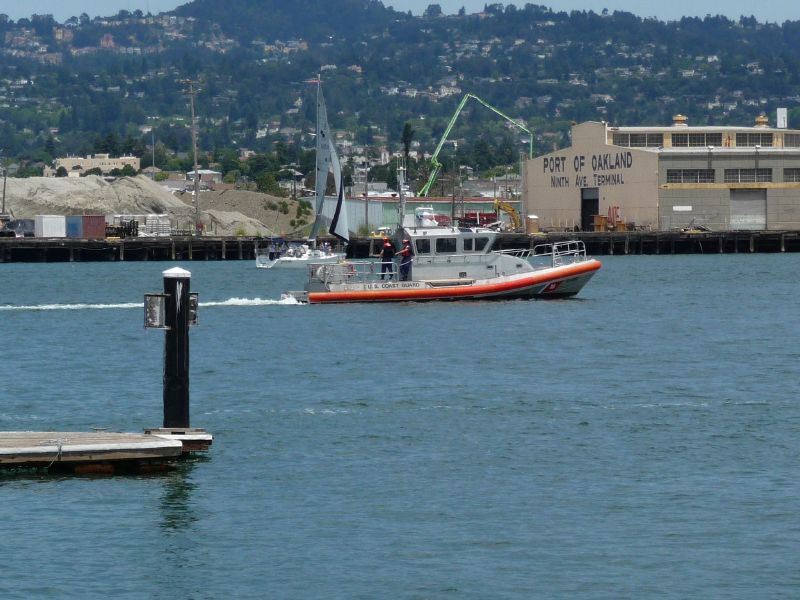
(0, 430, 207, 474)
(2, 230, 800, 263)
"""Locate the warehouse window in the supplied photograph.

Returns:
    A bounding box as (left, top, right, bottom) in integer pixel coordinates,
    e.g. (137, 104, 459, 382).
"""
(666, 169, 715, 183)
(671, 133, 721, 147)
(784, 168, 800, 182)
(672, 133, 688, 147)
(784, 134, 800, 148)
(735, 133, 773, 147)
(629, 133, 647, 147)
(612, 133, 663, 147)
(725, 168, 772, 182)
(689, 133, 706, 147)
(698, 169, 716, 183)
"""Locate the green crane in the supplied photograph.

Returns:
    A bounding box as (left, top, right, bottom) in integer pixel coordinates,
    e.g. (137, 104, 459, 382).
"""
(418, 93, 534, 197)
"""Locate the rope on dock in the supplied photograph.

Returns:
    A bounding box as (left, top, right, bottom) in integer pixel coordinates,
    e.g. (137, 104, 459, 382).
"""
(44, 438, 65, 468)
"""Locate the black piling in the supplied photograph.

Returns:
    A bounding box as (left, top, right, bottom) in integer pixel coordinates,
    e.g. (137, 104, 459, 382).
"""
(162, 266, 192, 429)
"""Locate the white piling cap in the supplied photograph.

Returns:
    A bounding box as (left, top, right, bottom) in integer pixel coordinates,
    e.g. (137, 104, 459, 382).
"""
(162, 266, 192, 278)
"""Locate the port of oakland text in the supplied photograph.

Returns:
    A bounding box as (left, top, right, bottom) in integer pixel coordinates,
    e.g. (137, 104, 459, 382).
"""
(543, 151, 633, 189)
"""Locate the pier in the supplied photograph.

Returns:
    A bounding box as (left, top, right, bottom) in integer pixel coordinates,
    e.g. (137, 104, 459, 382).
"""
(1, 267, 212, 474)
(1, 231, 800, 263)
(515, 230, 800, 256)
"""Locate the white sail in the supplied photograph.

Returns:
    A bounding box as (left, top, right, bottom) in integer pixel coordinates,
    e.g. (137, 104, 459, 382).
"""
(313, 85, 331, 217)
(328, 138, 349, 243)
(309, 79, 349, 244)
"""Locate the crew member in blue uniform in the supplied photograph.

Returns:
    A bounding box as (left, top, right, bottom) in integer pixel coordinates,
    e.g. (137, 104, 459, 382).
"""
(397, 238, 413, 281)
(379, 237, 396, 280)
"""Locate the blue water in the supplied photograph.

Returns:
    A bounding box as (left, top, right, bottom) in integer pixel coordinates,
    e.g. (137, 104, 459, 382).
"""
(1, 255, 799, 599)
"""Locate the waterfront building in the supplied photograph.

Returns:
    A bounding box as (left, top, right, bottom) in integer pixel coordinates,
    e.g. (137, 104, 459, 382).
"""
(46, 153, 141, 177)
(525, 112, 800, 231)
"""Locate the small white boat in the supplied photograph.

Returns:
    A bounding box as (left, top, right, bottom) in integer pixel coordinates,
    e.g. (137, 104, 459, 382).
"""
(285, 227, 601, 304)
(255, 243, 344, 269)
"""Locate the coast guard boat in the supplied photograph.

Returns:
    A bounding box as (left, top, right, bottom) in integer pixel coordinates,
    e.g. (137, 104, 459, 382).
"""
(285, 225, 600, 304)
(285, 163, 600, 303)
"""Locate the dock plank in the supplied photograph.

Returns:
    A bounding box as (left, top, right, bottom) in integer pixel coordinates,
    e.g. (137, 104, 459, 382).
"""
(0, 431, 183, 467)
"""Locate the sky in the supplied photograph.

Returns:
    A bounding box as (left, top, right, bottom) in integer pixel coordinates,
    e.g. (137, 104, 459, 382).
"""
(2, 0, 800, 24)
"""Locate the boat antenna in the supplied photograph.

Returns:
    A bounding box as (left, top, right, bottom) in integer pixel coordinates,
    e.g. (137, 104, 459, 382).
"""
(396, 158, 406, 239)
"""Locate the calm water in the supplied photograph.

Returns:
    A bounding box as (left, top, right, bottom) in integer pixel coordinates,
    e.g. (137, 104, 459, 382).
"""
(1, 255, 799, 599)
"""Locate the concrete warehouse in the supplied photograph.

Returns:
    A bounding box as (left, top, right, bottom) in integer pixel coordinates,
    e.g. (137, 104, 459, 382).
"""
(525, 112, 800, 231)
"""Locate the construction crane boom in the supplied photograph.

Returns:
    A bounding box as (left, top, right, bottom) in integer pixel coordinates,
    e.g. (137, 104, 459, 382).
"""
(494, 198, 522, 232)
(419, 93, 533, 197)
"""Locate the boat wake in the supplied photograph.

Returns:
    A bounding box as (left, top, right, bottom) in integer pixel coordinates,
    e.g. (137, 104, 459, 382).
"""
(0, 302, 143, 312)
(0, 297, 301, 312)
(200, 297, 301, 307)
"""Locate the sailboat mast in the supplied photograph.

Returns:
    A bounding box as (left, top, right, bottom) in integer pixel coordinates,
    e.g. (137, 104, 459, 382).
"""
(309, 77, 324, 245)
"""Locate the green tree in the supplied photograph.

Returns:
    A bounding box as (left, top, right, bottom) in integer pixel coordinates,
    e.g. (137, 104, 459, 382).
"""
(256, 173, 285, 196)
(423, 4, 442, 17)
(95, 132, 120, 156)
(45, 136, 56, 157)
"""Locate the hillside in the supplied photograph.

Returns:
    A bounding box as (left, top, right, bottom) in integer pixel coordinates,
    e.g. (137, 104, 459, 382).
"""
(2, 175, 307, 237)
(2, 1, 800, 174)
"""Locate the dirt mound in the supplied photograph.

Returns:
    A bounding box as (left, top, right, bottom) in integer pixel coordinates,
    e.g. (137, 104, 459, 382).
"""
(175, 189, 313, 237)
(4, 175, 192, 219)
(1, 175, 315, 237)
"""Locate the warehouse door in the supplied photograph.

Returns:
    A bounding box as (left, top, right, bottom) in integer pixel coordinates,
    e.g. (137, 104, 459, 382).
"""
(730, 189, 766, 230)
(581, 188, 599, 231)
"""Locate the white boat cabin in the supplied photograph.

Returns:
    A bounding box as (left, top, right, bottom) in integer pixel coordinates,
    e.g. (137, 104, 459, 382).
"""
(405, 226, 497, 257)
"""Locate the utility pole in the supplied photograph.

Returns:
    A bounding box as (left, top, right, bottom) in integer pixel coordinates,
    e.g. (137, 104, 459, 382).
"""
(151, 130, 156, 179)
(180, 79, 201, 236)
(0, 150, 7, 220)
(363, 161, 369, 231)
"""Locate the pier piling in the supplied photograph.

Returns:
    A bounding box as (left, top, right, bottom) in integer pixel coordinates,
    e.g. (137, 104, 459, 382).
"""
(162, 267, 192, 428)
(144, 267, 211, 452)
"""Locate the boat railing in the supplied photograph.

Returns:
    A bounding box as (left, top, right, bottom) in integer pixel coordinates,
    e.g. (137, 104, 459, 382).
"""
(414, 252, 522, 267)
(529, 240, 588, 267)
(493, 248, 534, 260)
(307, 260, 397, 284)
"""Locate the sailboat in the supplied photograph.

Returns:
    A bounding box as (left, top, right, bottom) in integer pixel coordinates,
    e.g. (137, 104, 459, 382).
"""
(255, 79, 348, 269)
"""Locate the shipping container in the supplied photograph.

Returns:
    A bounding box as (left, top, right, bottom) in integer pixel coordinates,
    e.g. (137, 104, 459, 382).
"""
(144, 214, 171, 236)
(82, 215, 107, 239)
(65, 215, 83, 239)
(34, 215, 66, 238)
